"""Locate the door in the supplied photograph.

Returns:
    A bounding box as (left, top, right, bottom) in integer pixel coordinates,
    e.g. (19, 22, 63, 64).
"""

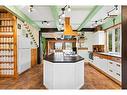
(31, 48, 37, 67)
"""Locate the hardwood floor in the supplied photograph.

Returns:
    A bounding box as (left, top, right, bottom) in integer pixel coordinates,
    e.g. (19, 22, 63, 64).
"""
(0, 63, 121, 89)
(0, 64, 46, 89)
(82, 63, 121, 89)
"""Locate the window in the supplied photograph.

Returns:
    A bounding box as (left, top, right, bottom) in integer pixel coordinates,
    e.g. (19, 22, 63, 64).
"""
(65, 42, 72, 50)
(55, 43, 62, 50)
(115, 28, 120, 52)
(108, 31, 113, 52)
(107, 26, 121, 53)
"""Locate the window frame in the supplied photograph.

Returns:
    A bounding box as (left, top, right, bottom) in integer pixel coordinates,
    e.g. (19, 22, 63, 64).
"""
(106, 24, 121, 54)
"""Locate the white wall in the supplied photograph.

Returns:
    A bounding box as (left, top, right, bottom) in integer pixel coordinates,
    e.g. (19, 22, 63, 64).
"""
(17, 19, 31, 74)
(81, 32, 94, 51)
(81, 31, 105, 51)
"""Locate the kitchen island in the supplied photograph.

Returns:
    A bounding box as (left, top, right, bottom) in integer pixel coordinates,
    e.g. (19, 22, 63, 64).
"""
(43, 53, 84, 89)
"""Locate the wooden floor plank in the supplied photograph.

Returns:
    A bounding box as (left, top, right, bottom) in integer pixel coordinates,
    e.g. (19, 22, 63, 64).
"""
(0, 63, 120, 89)
(82, 63, 121, 89)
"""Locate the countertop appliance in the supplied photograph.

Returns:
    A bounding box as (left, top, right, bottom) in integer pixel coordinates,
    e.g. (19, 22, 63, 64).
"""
(88, 51, 93, 60)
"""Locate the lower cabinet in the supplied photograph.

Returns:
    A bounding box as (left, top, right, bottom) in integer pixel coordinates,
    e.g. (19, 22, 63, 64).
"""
(93, 56, 108, 73)
(107, 60, 121, 82)
(77, 50, 89, 60)
(44, 60, 84, 89)
(92, 55, 121, 83)
(99, 59, 108, 73)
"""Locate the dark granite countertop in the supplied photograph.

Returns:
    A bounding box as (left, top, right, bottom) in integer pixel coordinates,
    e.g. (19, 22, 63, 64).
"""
(44, 53, 84, 63)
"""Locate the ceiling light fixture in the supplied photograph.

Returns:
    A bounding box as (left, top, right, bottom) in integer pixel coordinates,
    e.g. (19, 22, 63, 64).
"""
(29, 5, 34, 12)
(91, 5, 119, 28)
(59, 18, 62, 22)
(68, 5, 71, 12)
(107, 5, 118, 15)
(46, 22, 49, 26)
(61, 8, 65, 17)
(58, 5, 71, 31)
(114, 5, 119, 14)
(62, 13, 65, 17)
(114, 5, 118, 10)
(42, 21, 50, 26)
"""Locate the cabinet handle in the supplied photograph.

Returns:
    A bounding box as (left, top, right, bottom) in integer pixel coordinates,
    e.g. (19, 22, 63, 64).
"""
(116, 73, 120, 76)
(116, 64, 120, 67)
(109, 62, 113, 64)
(109, 69, 113, 72)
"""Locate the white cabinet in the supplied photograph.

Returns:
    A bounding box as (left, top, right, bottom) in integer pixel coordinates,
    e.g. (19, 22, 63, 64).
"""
(18, 49, 31, 74)
(93, 56, 108, 73)
(18, 36, 31, 48)
(93, 31, 105, 45)
(44, 61, 53, 88)
(17, 34, 31, 74)
(75, 61, 84, 88)
(77, 50, 89, 60)
(44, 60, 84, 89)
(99, 59, 108, 73)
(92, 55, 121, 82)
(107, 60, 121, 82)
(93, 56, 99, 67)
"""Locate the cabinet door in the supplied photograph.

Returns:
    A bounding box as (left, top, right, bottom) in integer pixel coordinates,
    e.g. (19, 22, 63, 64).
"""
(114, 70, 121, 82)
(18, 49, 31, 74)
(53, 64, 75, 89)
(107, 60, 121, 81)
(107, 67, 115, 77)
(18, 49, 24, 74)
(99, 59, 108, 73)
(77, 50, 89, 59)
(97, 58, 102, 69)
(75, 61, 84, 88)
(107, 60, 115, 69)
(113, 62, 121, 81)
(114, 62, 121, 73)
(18, 36, 31, 48)
(93, 56, 99, 66)
(31, 48, 37, 67)
(43, 60, 54, 88)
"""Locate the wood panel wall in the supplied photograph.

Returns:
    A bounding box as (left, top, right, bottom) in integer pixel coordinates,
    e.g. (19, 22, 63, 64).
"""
(122, 6, 127, 89)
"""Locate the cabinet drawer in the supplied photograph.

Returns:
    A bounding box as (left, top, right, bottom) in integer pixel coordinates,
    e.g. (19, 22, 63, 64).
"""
(114, 70, 122, 82)
(107, 67, 121, 82)
(100, 59, 108, 73)
(114, 62, 121, 73)
(107, 67, 115, 77)
(108, 60, 115, 69)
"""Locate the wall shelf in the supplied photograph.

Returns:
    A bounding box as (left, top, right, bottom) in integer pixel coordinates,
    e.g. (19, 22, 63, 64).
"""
(0, 9, 17, 78)
(0, 62, 14, 63)
(0, 42, 14, 44)
(0, 55, 14, 57)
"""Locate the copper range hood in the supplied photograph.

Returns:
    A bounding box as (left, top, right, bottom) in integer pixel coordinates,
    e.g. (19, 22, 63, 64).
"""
(63, 17, 79, 36)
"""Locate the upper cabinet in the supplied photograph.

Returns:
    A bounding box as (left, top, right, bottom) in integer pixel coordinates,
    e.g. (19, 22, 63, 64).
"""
(93, 31, 105, 45)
